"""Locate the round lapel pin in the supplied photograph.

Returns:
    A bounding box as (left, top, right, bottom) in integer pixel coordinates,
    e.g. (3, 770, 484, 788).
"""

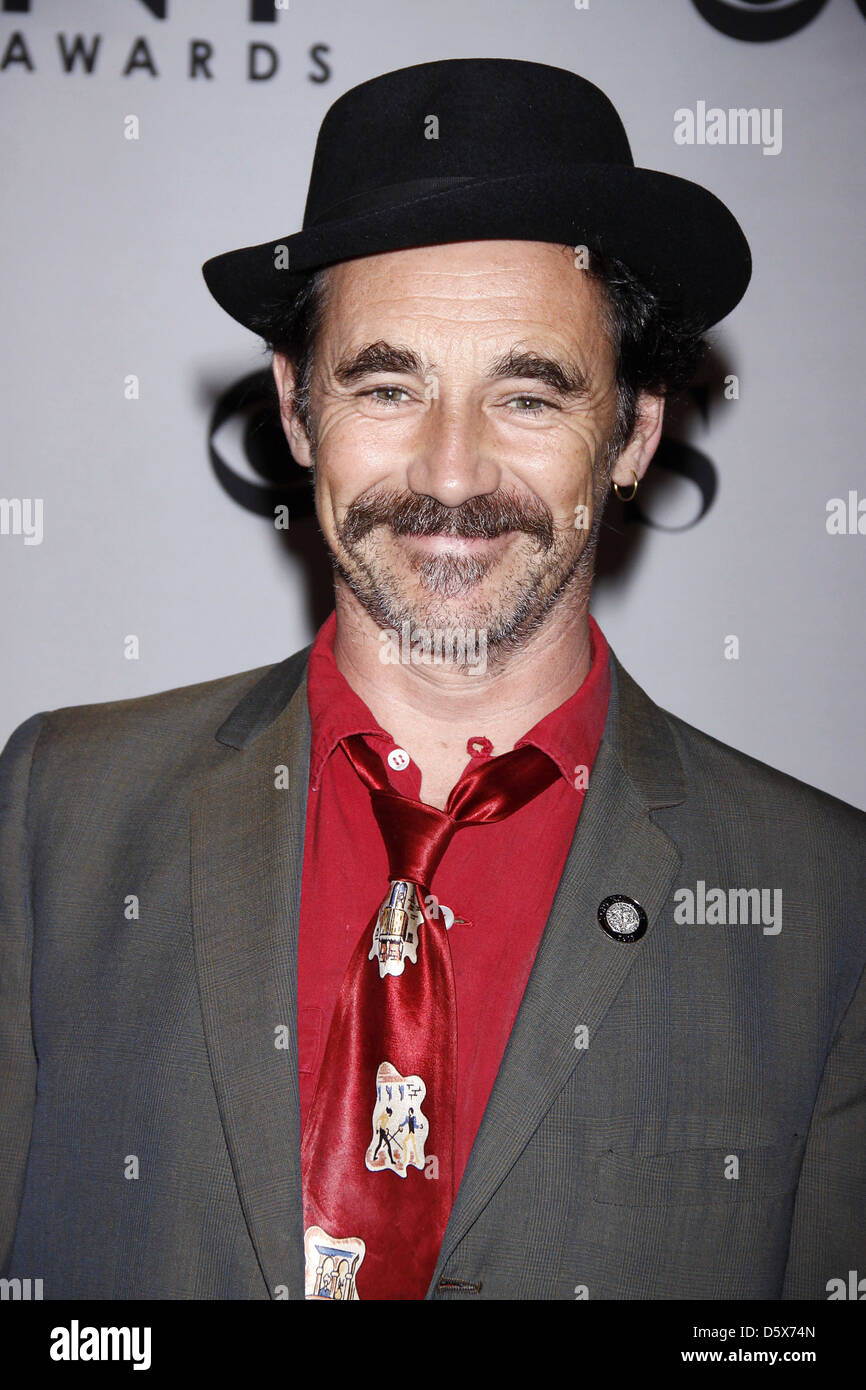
(597, 894, 648, 943)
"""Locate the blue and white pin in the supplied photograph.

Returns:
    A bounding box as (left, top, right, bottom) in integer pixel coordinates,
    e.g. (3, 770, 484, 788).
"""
(303, 1226, 366, 1300)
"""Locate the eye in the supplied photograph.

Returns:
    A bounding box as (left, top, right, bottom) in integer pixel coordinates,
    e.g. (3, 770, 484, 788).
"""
(362, 386, 412, 407)
(505, 395, 558, 413)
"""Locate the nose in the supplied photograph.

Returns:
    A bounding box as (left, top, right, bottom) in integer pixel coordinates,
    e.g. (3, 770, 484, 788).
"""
(405, 397, 501, 509)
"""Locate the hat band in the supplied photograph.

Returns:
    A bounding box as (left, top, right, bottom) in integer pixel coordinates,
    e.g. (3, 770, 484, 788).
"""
(306, 174, 477, 227)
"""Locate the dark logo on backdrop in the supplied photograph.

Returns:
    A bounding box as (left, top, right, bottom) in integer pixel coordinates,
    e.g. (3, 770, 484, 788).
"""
(621, 384, 718, 532)
(209, 372, 315, 521)
(690, 0, 834, 42)
(210, 373, 718, 532)
(626, 437, 717, 532)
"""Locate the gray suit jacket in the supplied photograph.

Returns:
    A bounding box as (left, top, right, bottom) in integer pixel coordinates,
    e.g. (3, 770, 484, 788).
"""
(1, 644, 864, 1300)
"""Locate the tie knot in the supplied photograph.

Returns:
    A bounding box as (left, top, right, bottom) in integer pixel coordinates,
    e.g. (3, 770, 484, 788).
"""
(369, 790, 455, 890)
(340, 734, 560, 893)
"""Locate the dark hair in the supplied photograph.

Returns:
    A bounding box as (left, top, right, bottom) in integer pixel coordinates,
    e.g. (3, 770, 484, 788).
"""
(584, 246, 710, 456)
(251, 248, 708, 457)
(247, 270, 332, 441)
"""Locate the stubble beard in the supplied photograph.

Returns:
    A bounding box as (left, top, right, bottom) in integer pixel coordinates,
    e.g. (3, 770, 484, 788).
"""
(313, 448, 614, 671)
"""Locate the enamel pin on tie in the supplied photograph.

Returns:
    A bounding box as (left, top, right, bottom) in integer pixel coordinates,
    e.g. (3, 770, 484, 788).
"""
(369, 879, 424, 977)
(364, 1061, 429, 1176)
(303, 1227, 366, 1300)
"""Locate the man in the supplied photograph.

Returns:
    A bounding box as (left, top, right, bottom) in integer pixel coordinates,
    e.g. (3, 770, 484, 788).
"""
(1, 59, 864, 1302)
(372, 1108, 397, 1168)
(398, 1109, 422, 1171)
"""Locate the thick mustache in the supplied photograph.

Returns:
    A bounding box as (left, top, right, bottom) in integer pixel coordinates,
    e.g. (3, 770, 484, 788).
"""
(340, 489, 555, 549)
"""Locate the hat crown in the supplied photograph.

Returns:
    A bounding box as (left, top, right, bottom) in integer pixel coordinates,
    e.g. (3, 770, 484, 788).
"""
(202, 57, 751, 335)
(303, 58, 633, 228)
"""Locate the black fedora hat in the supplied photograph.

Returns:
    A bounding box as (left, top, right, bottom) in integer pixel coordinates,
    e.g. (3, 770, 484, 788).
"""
(202, 57, 751, 333)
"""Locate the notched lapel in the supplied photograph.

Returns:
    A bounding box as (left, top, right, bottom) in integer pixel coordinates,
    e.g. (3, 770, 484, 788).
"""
(429, 653, 687, 1289)
(190, 649, 312, 1300)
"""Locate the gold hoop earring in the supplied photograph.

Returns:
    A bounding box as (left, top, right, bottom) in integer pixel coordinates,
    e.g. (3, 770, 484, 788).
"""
(612, 469, 639, 503)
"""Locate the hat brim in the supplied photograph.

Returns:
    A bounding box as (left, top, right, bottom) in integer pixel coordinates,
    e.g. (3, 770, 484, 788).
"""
(202, 164, 751, 334)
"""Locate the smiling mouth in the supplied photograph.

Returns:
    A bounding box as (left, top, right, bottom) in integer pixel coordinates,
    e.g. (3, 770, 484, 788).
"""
(394, 531, 515, 554)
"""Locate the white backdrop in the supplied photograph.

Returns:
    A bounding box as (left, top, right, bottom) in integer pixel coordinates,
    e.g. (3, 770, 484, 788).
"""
(2, 0, 864, 808)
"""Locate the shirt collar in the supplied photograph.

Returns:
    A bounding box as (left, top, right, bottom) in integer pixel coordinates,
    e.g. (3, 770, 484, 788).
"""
(513, 615, 610, 785)
(306, 610, 392, 789)
(306, 609, 610, 791)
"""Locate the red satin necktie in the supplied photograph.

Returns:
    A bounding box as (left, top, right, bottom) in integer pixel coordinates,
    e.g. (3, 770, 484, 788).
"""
(301, 732, 560, 1301)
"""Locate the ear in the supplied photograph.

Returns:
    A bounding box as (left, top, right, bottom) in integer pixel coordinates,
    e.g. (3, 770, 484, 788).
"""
(610, 390, 665, 489)
(272, 351, 314, 469)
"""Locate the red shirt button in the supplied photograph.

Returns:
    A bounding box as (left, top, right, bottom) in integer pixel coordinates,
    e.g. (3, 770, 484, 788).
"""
(467, 735, 493, 759)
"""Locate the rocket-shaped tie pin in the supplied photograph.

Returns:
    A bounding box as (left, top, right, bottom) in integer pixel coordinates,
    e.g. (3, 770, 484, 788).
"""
(369, 879, 424, 978)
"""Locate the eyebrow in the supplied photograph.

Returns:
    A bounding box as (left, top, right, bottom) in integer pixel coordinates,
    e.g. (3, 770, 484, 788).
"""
(332, 341, 592, 399)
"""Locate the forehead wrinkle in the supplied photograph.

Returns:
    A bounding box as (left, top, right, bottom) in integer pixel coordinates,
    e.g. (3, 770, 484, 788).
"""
(338, 296, 557, 329)
(334, 276, 596, 324)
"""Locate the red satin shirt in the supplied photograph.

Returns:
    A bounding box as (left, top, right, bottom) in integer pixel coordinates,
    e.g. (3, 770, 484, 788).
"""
(298, 610, 611, 1191)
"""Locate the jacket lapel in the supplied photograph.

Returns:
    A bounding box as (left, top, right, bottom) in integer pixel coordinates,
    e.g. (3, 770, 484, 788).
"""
(428, 652, 687, 1289)
(190, 647, 312, 1300)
